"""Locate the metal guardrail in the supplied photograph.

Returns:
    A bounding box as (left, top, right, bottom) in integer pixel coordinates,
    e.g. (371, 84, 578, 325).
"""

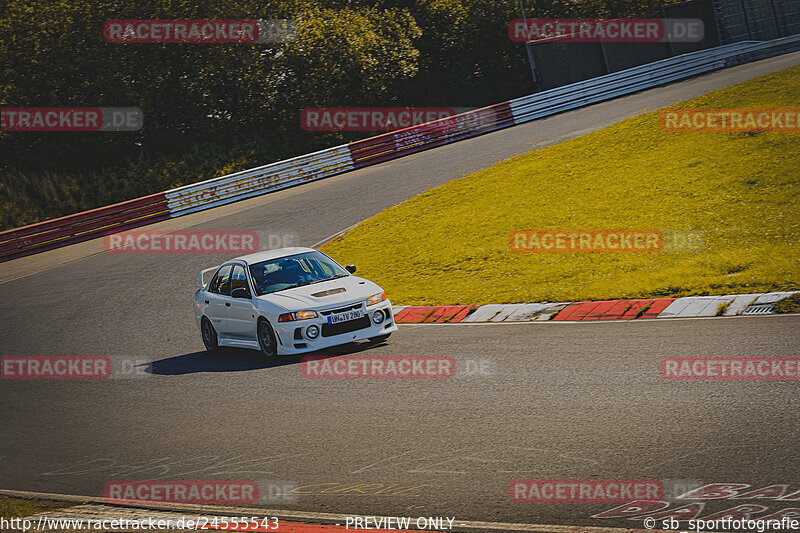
(0, 193, 170, 261)
(509, 35, 800, 121)
(166, 145, 354, 217)
(1, 34, 799, 263)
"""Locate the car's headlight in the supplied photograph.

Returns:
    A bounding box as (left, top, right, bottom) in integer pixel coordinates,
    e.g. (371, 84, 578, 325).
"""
(365, 292, 387, 306)
(278, 310, 319, 322)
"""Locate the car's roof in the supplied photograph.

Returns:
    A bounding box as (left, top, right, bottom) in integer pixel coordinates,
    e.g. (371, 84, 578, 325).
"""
(233, 247, 318, 265)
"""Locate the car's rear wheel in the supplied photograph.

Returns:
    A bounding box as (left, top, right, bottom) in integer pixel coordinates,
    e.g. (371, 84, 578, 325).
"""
(257, 319, 278, 357)
(369, 333, 391, 344)
(201, 316, 219, 352)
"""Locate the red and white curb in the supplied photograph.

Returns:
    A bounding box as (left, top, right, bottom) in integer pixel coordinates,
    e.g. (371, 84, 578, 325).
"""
(2, 490, 674, 533)
(391, 292, 798, 324)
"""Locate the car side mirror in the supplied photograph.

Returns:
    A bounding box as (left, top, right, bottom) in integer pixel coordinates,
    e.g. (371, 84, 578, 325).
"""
(231, 287, 251, 299)
(345, 264, 357, 274)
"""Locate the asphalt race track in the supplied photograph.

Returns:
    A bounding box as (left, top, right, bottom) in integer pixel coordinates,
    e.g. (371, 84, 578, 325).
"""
(2, 52, 800, 529)
(1, 317, 799, 528)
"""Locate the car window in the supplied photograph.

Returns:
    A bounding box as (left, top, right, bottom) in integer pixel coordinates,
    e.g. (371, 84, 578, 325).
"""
(231, 265, 249, 294)
(299, 256, 335, 278)
(249, 251, 348, 295)
(209, 264, 232, 295)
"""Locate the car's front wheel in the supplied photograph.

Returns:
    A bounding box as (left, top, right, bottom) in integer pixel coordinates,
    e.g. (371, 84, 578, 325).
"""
(257, 319, 278, 357)
(201, 316, 219, 352)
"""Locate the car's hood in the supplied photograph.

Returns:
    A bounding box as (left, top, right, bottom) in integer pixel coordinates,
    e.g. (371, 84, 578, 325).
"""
(257, 275, 382, 310)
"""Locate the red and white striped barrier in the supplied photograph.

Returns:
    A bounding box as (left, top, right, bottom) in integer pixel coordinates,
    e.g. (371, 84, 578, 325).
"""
(391, 292, 799, 323)
(0, 193, 170, 262)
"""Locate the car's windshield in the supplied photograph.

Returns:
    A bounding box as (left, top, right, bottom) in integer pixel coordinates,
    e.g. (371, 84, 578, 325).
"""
(248, 251, 349, 296)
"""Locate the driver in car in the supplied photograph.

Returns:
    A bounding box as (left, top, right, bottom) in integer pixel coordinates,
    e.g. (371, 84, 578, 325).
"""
(253, 259, 312, 294)
(274, 259, 312, 284)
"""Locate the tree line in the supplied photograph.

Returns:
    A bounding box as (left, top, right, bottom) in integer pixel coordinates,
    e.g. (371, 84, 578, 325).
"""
(0, 0, 672, 229)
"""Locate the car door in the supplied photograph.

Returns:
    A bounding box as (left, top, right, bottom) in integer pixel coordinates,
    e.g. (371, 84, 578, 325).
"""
(225, 263, 257, 340)
(205, 264, 232, 336)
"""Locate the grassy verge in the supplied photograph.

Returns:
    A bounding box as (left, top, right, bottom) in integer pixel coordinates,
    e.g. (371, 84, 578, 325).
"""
(322, 66, 800, 305)
(0, 496, 76, 519)
(774, 293, 800, 313)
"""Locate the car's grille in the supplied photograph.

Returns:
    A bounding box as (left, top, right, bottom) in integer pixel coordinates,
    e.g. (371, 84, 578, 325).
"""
(321, 316, 370, 337)
(320, 303, 363, 316)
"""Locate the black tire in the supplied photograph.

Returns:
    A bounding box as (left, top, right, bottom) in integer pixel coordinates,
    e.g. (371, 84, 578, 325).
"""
(257, 319, 278, 357)
(369, 333, 391, 344)
(201, 316, 219, 352)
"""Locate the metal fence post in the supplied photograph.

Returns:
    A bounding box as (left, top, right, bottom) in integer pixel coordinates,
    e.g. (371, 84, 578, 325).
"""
(518, 1, 537, 85)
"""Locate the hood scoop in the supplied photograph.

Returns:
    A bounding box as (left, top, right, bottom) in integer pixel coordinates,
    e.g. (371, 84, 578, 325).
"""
(311, 287, 347, 297)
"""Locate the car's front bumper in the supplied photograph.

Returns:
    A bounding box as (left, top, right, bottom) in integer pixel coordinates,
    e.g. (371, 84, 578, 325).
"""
(273, 301, 397, 355)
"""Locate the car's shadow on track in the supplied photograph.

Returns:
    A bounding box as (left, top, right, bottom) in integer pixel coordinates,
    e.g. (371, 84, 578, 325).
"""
(145, 339, 390, 375)
(145, 349, 296, 375)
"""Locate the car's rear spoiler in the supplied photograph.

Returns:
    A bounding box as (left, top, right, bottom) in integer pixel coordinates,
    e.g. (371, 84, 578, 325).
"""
(197, 266, 219, 288)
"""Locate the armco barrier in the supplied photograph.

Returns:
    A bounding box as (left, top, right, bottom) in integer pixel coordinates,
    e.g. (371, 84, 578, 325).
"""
(348, 103, 512, 168)
(165, 145, 354, 217)
(2, 35, 799, 262)
(0, 193, 170, 262)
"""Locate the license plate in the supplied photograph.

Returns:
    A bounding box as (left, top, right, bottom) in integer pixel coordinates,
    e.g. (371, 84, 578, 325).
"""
(327, 309, 364, 324)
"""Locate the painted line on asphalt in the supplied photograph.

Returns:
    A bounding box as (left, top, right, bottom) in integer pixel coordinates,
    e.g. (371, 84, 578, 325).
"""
(311, 221, 363, 249)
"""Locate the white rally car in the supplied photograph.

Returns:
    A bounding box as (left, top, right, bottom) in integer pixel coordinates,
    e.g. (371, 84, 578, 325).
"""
(194, 247, 397, 356)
